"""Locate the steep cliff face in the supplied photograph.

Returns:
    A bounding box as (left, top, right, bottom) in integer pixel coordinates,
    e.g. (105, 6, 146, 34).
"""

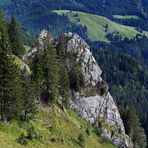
(64, 32, 133, 148)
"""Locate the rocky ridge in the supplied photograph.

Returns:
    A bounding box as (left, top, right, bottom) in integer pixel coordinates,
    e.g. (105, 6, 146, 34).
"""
(30, 31, 133, 147)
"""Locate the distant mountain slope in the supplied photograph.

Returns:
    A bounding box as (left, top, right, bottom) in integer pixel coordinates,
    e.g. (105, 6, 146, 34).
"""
(1, 0, 148, 39)
(54, 10, 147, 42)
(0, 0, 147, 17)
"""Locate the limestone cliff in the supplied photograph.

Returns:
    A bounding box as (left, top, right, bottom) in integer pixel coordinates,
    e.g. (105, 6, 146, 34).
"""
(64, 32, 133, 148)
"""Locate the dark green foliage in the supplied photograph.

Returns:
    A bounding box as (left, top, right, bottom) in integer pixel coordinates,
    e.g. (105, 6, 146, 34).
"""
(31, 41, 44, 99)
(121, 107, 147, 148)
(86, 128, 90, 136)
(21, 69, 36, 121)
(78, 133, 85, 147)
(26, 126, 36, 140)
(57, 34, 71, 108)
(8, 16, 26, 56)
(94, 128, 102, 137)
(50, 138, 56, 142)
(99, 137, 111, 144)
(69, 53, 84, 92)
(42, 34, 60, 103)
(17, 134, 28, 145)
(94, 49, 148, 147)
(97, 81, 108, 96)
(0, 12, 24, 122)
(32, 33, 60, 103)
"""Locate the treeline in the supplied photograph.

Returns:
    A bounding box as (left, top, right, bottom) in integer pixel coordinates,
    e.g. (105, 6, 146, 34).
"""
(94, 49, 148, 147)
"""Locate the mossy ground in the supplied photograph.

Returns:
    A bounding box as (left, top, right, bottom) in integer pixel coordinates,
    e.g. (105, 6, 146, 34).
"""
(0, 105, 116, 148)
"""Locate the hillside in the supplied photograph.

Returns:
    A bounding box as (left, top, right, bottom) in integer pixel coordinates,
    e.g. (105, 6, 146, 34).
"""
(1, 0, 148, 38)
(0, 0, 147, 17)
(54, 10, 146, 42)
(0, 106, 115, 148)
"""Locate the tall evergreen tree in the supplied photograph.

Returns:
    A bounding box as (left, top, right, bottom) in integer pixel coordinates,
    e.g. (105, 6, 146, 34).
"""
(31, 40, 44, 100)
(21, 68, 36, 121)
(57, 34, 70, 108)
(43, 33, 59, 103)
(0, 12, 23, 122)
(8, 16, 25, 56)
(121, 107, 147, 148)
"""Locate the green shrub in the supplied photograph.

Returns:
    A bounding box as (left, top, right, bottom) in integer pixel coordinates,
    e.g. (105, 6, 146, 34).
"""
(27, 126, 36, 140)
(99, 137, 110, 144)
(17, 134, 28, 145)
(86, 128, 90, 136)
(50, 137, 56, 142)
(78, 133, 85, 147)
(95, 128, 102, 137)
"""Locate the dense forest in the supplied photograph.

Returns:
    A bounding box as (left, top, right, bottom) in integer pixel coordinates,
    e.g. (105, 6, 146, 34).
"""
(94, 49, 148, 146)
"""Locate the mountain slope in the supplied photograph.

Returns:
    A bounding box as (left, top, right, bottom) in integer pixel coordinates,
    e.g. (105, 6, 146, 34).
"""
(1, 0, 148, 37)
(54, 10, 146, 42)
(0, 0, 147, 17)
(0, 106, 115, 148)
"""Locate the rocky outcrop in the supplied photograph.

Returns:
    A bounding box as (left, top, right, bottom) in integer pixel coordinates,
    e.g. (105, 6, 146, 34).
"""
(29, 30, 133, 147)
(64, 32, 133, 148)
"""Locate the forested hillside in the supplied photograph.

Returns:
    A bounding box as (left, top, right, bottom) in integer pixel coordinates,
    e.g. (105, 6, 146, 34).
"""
(1, 0, 148, 35)
(94, 49, 148, 146)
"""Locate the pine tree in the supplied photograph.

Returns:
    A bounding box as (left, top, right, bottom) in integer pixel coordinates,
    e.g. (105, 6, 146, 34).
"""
(8, 16, 25, 56)
(0, 12, 24, 122)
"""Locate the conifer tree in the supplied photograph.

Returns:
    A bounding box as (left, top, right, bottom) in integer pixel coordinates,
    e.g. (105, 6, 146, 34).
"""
(31, 41, 44, 99)
(0, 12, 23, 122)
(121, 107, 147, 148)
(43, 33, 59, 103)
(57, 34, 70, 108)
(21, 68, 36, 121)
(8, 16, 25, 56)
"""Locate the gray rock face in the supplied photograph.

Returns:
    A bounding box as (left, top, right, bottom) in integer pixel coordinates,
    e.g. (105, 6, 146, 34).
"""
(65, 32, 133, 148)
(66, 32, 102, 87)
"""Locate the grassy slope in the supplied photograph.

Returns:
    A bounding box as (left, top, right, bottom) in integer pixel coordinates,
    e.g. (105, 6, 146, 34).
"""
(0, 106, 115, 148)
(54, 10, 147, 42)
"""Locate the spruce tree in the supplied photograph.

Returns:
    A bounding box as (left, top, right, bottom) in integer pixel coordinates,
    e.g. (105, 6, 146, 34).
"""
(57, 34, 70, 108)
(0, 12, 24, 122)
(31, 41, 44, 100)
(8, 16, 25, 56)
(21, 68, 36, 121)
(43, 33, 59, 103)
(121, 107, 147, 148)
